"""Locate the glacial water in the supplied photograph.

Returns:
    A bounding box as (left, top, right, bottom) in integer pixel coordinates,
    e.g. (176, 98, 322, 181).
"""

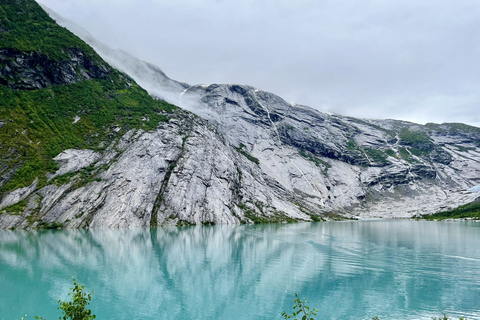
(1, 220, 480, 320)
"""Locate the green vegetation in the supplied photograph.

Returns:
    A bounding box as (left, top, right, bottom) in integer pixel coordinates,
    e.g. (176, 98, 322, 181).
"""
(364, 148, 389, 165)
(384, 149, 398, 158)
(56, 279, 95, 320)
(398, 146, 414, 163)
(237, 201, 298, 223)
(409, 146, 431, 157)
(444, 123, 480, 134)
(426, 122, 480, 134)
(150, 135, 190, 226)
(299, 149, 331, 175)
(3, 279, 95, 320)
(282, 293, 318, 320)
(421, 200, 480, 220)
(454, 145, 475, 152)
(35, 221, 64, 229)
(345, 139, 390, 166)
(235, 143, 260, 165)
(0, 0, 177, 195)
(0, 0, 101, 62)
(33, 278, 95, 320)
(0, 76, 175, 192)
(282, 295, 468, 320)
(347, 139, 357, 150)
(51, 172, 79, 187)
(0, 199, 27, 215)
(3, 286, 472, 320)
(50, 163, 103, 190)
(398, 128, 434, 152)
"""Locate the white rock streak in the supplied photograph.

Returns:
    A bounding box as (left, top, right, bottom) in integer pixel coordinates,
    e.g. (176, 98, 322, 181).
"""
(253, 89, 323, 201)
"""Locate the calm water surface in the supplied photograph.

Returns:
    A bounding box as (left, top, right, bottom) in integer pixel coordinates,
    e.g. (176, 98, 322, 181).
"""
(1, 220, 480, 320)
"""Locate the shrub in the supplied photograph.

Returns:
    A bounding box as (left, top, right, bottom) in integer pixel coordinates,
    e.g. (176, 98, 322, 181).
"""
(35, 278, 95, 320)
(282, 293, 318, 320)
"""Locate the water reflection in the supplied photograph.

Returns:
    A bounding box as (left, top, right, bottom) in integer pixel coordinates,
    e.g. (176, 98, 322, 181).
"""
(1, 221, 480, 320)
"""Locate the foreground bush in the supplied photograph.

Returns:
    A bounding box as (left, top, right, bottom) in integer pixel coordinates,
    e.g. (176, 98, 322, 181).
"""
(35, 278, 95, 320)
(283, 294, 468, 320)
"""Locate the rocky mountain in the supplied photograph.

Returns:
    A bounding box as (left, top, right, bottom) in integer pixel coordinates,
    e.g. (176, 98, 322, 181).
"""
(0, 1, 479, 229)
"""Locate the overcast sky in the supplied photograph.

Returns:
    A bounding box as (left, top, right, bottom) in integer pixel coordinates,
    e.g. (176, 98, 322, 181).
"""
(37, 0, 480, 127)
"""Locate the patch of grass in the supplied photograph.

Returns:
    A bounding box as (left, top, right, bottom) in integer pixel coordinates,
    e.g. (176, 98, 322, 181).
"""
(308, 214, 324, 222)
(239, 201, 300, 223)
(299, 149, 331, 175)
(363, 148, 389, 165)
(0, 70, 176, 193)
(235, 143, 260, 165)
(399, 128, 434, 152)
(398, 146, 415, 163)
(426, 122, 480, 134)
(385, 149, 397, 158)
(347, 139, 357, 150)
(51, 171, 78, 186)
(0, 199, 27, 215)
(421, 201, 480, 220)
(0, 0, 177, 195)
(409, 146, 431, 157)
(0, 0, 102, 62)
(36, 221, 64, 229)
(454, 145, 475, 152)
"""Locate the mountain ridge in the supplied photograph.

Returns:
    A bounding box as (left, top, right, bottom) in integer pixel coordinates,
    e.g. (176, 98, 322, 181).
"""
(0, 1, 479, 228)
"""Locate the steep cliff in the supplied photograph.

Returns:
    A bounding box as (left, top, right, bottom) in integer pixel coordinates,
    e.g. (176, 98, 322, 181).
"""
(177, 84, 480, 219)
(0, 2, 479, 228)
(0, 0, 176, 228)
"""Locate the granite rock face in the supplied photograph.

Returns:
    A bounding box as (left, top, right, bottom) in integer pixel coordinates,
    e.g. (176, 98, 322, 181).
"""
(0, 109, 313, 228)
(2, 74, 479, 228)
(1, 8, 480, 228)
(178, 83, 480, 219)
(0, 48, 111, 90)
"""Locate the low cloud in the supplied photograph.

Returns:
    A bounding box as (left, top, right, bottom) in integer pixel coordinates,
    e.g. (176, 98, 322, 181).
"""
(38, 0, 480, 127)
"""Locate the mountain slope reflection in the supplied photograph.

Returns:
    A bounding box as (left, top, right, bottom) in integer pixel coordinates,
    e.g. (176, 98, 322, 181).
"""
(1, 221, 480, 320)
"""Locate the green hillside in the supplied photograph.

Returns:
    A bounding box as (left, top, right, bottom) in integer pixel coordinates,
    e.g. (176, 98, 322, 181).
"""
(0, 0, 176, 193)
(0, 0, 101, 61)
(421, 199, 480, 220)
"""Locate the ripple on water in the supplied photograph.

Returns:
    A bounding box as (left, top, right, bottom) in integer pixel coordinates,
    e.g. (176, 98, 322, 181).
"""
(1, 220, 480, 320)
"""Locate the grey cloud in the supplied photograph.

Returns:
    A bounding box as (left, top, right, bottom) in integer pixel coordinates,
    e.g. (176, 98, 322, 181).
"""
(37, 0, 480, 127)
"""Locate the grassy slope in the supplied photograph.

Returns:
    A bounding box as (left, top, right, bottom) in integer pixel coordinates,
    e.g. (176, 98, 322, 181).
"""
(0, 0, 101, 61)
(421, 199, 480, 220)
(0, 0, 176, 193)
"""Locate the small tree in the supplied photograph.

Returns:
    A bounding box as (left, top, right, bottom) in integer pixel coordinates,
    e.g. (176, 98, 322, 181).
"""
(58, 279, 95, 320)
(282, 293, 318, 320)
(35, 278, 95, 320)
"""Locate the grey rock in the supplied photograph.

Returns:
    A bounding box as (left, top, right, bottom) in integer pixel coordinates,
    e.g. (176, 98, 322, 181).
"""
(0, 48, 111, 90)
(51, 149, 101, 179)
(2, 8, 480, 228)
(0, 179, 37, 210)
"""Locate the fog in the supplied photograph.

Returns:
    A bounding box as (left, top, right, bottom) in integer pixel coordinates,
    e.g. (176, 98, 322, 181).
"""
(37, 0, 480, 127)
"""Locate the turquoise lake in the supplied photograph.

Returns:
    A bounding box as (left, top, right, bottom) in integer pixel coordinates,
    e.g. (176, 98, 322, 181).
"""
(1, 220, 480, 319)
